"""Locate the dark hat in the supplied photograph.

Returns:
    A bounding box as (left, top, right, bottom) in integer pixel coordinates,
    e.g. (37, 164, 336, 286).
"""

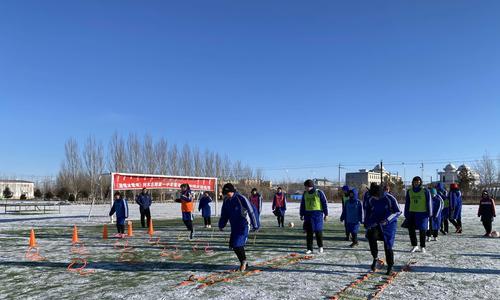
(114, 191, 122, 197)
(222, 183, 236, 195)
(342, 185, 350, 192)
(251, 188, 258, 192)
(304, 179, 314, 187)
(412, 176, 422, 183)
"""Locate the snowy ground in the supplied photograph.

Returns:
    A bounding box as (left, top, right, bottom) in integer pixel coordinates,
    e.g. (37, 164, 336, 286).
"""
(0, 202, 498, 300)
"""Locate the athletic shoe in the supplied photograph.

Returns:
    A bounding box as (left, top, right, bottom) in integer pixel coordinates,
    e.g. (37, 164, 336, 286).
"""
(386, 265, 393, 276)
(305, 250, 313, 254)
(189, 231, 195, 240)
(344, 236, 350, 241)
(371, 259, 378, 272)
(421, 247, 426, 253)
(457, 228, 462, 234)
(432, 237, 437, 241)
(319, 247, 324, 253)
(239, 261, 248, 272)
(207, 225, 211, 228)
(440, 229, 446, 235)
(483, 233, 491, 237)
(410, 246, 419, 253)
(426, 236, 431, 242)
(349, 241, 359, 248)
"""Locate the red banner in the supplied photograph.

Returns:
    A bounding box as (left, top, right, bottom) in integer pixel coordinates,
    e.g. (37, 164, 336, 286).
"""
(112, 173, 216, 192)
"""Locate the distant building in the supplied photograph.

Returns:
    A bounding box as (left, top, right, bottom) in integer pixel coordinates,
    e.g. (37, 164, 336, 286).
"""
(313, 178, 335, 188)
(438, 164, 479, 186)
(0, 180, 35, 199)
(345, 164, 402, 187)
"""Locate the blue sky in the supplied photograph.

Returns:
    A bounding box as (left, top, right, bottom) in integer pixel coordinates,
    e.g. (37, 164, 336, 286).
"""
(1, 1, 499, 182)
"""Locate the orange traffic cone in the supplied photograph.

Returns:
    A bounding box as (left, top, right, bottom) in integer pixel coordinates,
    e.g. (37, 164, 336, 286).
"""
(102, 224, 108, 240)
(29, 229, 37, 247)
(127, 221, 134, 237)
(72, 225, 80, 244)
(148, 219, 154, 236)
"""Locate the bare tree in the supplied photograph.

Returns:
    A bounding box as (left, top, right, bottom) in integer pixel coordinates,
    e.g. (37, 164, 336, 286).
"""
(215, 153, 222, 179)
(62, 138, 83, 200)
(155, 138, 169, 175)
(222, 155, 232, 181)
(180, 144, 193, 176)
(204, 150, 215, 177)
(169, 144, 179, 175)
(109, 132, 127, 172)
(474, 153, 497, 187)
(193, 147, 203, 177)
(127, 133, 143, 173)
(83, 136, 105, 200)
(143, 134, 156, 174)
(233, 160, 244, 180)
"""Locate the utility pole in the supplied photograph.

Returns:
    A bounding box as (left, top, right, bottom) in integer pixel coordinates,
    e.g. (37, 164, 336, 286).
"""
(338, 163, 341, 186)
(380, 160, 383, 186)
(421, 162, 424, 183)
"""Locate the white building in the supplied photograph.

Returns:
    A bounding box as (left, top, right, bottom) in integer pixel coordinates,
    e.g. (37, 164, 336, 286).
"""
(313, 178, 335, 188)
(345, 164, 402, 188)
(0, 180, 35, 199)
(438, 164, 479, 186)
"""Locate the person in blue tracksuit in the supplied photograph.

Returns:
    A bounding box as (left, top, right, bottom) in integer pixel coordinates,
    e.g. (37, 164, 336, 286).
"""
(341, 185, 351, 241)
(449, 183, 463, 233)
(109, 191, 129, 236)
(363, 183, 377, 223)
(436, 183, 450, 235)
(404, 176, 432, 253)
(300, 179, 329, 254)
(219, 183, 259, 272)
(340, 188, 363, 247)
(365, 184, 401, 275)
(175, 184, 195, 240)
(272, 187, 287, 227)
(426, 188, 444, 241)
(198, 191, 213, 228)
(135, 188, 152, 228)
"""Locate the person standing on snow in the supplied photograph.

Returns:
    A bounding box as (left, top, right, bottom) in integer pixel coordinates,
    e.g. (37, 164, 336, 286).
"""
(426, 188, 444, 241)
(436, 183, 450, 235)
(449, 183, 463, 233)
(478, 190, 496, 237)
(340, 185, 351, 241)
(272, 187, 287, 227)
(300, 179, 329, 254)
(198, 191, 213, 228)
(175, 183, 195, 240)
(340, 188, 363, 247)
(249, 188, 263, 223)
(109, 191, 129, 238)
(218, 183, 259, 272)
(364, 184, 401, 275)
(135, 188, 152, 229)
(404, 176, 432, 253)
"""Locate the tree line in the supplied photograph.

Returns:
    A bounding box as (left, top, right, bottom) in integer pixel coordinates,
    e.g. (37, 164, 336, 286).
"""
(49, 133, 263, 202)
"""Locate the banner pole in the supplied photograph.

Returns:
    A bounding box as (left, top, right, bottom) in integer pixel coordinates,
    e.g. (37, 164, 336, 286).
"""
(215, 178, 218, 217)
(110, 172, 114, 223)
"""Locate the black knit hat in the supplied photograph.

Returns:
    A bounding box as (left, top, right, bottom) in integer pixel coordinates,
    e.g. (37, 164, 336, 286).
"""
(304, 179, 314, 187)
(412, 176, 422, 183)
(222, 183, 236, 195)
(251, 188, 258, 193)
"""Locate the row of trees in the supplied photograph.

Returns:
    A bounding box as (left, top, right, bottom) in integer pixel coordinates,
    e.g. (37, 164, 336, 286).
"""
(53, 133, 263, 201)
(473, 153, 500, 188)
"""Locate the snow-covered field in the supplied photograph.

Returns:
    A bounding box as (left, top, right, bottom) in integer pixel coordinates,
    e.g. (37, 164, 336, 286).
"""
(0, 202, 498, 300)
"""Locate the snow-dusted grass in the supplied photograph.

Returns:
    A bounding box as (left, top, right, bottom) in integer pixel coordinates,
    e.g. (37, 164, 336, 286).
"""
(0, 203, 498, 299)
